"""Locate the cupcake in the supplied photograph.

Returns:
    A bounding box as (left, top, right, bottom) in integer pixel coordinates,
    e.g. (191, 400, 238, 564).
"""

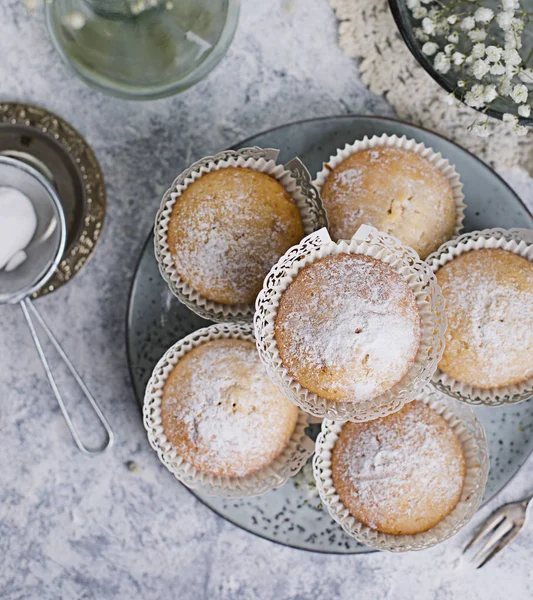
(144, 323, 313, 497)
(314, 387, 489, 551)
(314, 136, 465, 259)
(275, 253, 422, 403)
(168, 168, 304, 306)
(161, 338, 299, 478)
(436, 247, 533, 390)
(155, 148, 327, 322)
(254, 226, 446, 422)
(331, 401, 465, 536)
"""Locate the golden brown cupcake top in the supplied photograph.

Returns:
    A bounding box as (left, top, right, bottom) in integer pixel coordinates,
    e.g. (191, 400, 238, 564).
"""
(437, 248, 533, 389)
(332, 401, 466, 536)
(161, 339, 299, 478)
(274, 253, 421, 403)
(320, 146, 456, 259)
(167, 167, 304, 305)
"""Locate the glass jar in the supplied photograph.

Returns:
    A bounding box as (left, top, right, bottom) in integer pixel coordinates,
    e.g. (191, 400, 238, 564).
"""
(45, 0, 240, 100)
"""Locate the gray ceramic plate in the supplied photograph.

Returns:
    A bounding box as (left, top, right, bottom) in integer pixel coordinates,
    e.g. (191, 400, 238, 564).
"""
(127, 115, 533, 554)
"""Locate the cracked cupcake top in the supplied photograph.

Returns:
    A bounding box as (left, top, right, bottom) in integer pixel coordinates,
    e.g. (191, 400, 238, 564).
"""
(320, 146, 456, 258)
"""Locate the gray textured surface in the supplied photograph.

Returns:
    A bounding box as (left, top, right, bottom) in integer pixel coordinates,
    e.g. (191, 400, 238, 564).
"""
(1, 0, 533, 598)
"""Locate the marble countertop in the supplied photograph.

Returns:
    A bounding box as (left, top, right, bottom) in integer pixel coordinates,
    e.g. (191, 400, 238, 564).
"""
(1, 1, 533, 598)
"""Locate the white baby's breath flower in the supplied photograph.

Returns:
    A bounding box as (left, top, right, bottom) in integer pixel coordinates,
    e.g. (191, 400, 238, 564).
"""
(511, 17, 525, 33)
(505, 30, 522, 50)
(518, 104, 531, 118)
(510, 83, 528, 103)
(515, 125, 529, 136)
(499, 77, 513, 96)
(422, 41, 439, 56)
(435, 20, 450, 36)
(519, 68, 533, 83)
(485, 46, 503, 63)
(448, 32, 459, 44)
(474, 7, 494, 24)
(460, 16, 476, 31)
(453, 52, 466, 66)
(457, 79, 466, 88)
(497, 11, 515, 31)
(444, 43, 455, 56)
(471, 43, 486, 59)
(447, 15, 457, 25)
(465, 84, 487, 108)
(472, 59, 490, 79)
(503, 48, 522, 66)
(468, 28, 488, 42)
(434, 52, 451, 74)
(422, 17, 436, 35)
(502, 0, 519, 11)
(503, 112, 518, 126)
(406, 0, 420, 9)
(483, 84, 498, 103)
(412, 6, 427, 19)
(414, 27, 429, 42)
(491, 62, 506, 75)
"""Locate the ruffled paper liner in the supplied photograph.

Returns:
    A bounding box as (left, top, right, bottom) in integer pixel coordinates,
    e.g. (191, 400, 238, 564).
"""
(154, 147, 328, 323)
(313, 385, 489, 552)
(143, 322, 314, 498)
(254, 225, 447, 422)
(427, 228, 533, 406)
(313, 134, 466, 254)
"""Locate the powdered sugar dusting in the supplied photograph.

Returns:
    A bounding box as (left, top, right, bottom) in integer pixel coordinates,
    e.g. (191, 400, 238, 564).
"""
(275, 254, 421, 402)
(437, 248, 533, 388)
(169, 168, 304, 305)
(161, 339, 299, 478)
(321, 147, 456, 258)
(332, 401, 465, 535)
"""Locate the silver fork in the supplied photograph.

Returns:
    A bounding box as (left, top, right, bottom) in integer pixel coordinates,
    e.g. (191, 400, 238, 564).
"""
(463, 493, 533, 568)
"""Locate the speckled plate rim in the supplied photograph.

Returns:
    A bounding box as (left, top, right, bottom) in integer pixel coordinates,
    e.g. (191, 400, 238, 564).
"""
(0, 102, 106, 297)
(126, 113, 533, 555)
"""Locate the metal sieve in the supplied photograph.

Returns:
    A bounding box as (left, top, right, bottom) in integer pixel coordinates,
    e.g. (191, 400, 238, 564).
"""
(0, 156, 113, 454)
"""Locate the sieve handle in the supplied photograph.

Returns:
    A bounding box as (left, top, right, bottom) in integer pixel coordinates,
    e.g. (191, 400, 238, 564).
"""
(20, 298, 114, 455)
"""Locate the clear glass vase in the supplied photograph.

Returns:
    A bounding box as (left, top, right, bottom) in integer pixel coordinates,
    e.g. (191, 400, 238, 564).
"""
(45, 0, 240, 100)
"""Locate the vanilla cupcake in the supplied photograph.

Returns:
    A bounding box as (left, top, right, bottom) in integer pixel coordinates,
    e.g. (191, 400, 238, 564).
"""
(144, 323, 313, 497)
(314, 135, 465, 259)
(161, 338, 298, 478)
(275, 253, 422, 403)
(254, 225, 446, 422)
(436, 248, 533, 389)
(168, 168, 304, 306)
(313, 386, 489, 551)
(155, 148, 327, 322)
(331, 401, 465, 536)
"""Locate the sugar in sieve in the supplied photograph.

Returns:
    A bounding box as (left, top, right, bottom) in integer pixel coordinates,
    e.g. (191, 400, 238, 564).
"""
(0, 156, 114, 454)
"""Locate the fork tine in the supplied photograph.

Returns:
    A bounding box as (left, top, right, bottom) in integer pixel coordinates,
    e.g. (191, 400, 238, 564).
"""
(476, 526, 521, 569)
(470, 518, 515, 567)
(463, 510, 506, 553)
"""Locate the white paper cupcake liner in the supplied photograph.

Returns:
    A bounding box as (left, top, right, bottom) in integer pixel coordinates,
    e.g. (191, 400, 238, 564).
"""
(154, 147, 328, 323)
(254, 225, 447, 422)
(313, 385, 489, 552)
(313, 134, 466, 253)
(143, 322, 314, 498)
(427, 227, 533, 406)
